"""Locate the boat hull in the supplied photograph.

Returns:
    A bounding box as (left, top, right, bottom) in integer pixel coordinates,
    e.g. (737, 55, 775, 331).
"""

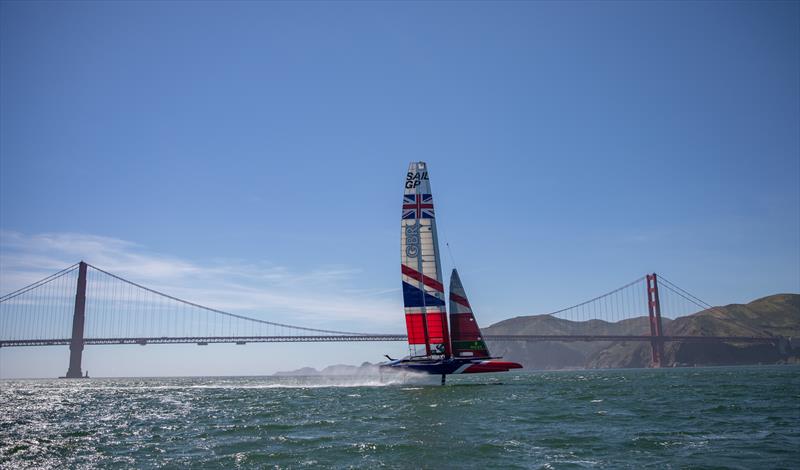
(380, 357, 522, 375)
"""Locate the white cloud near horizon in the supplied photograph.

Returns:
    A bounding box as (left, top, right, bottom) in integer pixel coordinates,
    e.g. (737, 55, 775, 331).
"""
(0, 230, 403, 331)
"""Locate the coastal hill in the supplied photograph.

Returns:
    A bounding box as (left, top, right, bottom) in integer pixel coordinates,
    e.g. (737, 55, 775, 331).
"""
(484, 293, 799, 369)
(273, 294, 799, 375)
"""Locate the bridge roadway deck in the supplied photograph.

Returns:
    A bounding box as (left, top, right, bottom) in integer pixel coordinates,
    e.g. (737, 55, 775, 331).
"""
(0, 334, 783, 348)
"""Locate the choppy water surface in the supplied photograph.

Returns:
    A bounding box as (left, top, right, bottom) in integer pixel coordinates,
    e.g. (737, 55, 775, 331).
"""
(1, 366, 798, 468)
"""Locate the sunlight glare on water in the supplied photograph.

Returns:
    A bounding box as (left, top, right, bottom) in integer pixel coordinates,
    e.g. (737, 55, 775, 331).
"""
(1, 366, 798, 468)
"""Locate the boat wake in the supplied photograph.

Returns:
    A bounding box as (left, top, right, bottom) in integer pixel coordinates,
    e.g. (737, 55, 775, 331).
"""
(263, 369, 433, 388)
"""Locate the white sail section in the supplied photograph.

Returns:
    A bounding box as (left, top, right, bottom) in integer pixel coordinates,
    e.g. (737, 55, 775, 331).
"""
(400, 162, 450, 358)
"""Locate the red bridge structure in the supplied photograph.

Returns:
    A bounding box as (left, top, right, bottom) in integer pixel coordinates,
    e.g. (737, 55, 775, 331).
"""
(0, 262, 787, 377)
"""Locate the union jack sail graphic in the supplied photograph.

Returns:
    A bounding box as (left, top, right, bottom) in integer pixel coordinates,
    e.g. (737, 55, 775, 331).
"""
(402, 194, 435, 219)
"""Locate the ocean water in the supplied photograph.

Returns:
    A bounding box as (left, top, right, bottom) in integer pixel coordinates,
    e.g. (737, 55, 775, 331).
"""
(1, 366, 798, 469)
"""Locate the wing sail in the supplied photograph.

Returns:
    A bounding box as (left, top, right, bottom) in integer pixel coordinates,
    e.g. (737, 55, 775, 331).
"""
(400, 162, 451, 358)
(448, 269, 490, 358)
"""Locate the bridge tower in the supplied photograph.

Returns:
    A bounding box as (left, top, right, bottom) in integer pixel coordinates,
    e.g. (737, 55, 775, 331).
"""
(64, 261, 87, 378)
(646, 273, 666, 367)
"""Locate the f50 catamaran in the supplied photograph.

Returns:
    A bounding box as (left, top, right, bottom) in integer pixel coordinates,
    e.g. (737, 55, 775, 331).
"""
(381, 162, 522, 384)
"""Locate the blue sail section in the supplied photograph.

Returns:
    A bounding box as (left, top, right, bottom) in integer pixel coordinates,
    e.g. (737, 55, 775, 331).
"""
(402, 281, 445, 308)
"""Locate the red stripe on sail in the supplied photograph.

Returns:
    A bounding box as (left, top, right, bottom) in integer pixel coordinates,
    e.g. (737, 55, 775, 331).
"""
(405, 313, 427, 344)
(450, 313, 482, 340)
(424, 312, 445, 344)
(405, 311, 451, 356)
(425, 311, 451, 356)
(450, 292, 471, 308)
(401, 265, 444, 293)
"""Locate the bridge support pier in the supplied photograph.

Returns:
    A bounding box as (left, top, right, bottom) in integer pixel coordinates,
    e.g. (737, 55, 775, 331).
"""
(64, 261, 87, 378)
(646, 273, 666, 368)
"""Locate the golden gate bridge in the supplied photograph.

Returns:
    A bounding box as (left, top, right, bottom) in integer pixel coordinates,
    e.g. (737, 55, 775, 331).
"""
(0, 262, 783, 377)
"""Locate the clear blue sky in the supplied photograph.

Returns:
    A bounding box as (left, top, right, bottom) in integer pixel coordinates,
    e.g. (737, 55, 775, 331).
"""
(1, 1, 798, 377)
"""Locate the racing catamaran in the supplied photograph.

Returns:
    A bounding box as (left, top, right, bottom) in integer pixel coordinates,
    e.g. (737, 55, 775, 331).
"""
(381, 161, 522, 384)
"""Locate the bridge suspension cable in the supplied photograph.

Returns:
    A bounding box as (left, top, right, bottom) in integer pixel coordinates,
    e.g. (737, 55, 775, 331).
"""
(0, 263, 79, 302)
(0, 262, 382, 343)
(543, 275, 649, 324)
(547, 275, 646, 316)
(83, 263, 375, 337)
(535, 274, 735, 326)
(0, 264, 79, 341)
(657, 275, 727, 316)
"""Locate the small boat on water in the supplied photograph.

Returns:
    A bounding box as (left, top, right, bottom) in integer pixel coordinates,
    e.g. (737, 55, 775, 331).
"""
(380, 162, 522, 384)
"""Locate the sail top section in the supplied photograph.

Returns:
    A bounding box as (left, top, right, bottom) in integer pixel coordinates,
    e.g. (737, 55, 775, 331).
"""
(404, 161, 432, 195)
(449, 269, 490, 358)
(401, 161, 450, 359)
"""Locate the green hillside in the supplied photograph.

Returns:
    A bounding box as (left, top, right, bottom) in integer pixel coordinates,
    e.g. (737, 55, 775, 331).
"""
(484, 293, 799, 369)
